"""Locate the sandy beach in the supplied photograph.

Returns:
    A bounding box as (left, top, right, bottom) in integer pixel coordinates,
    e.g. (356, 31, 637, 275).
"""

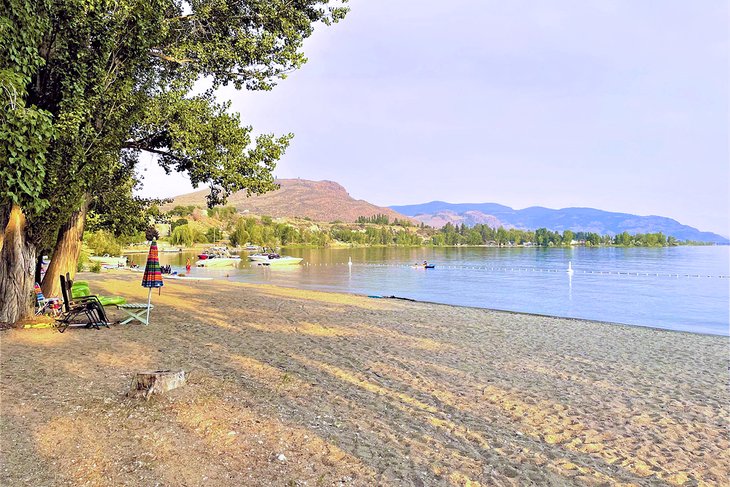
(1, 272, 727, 486)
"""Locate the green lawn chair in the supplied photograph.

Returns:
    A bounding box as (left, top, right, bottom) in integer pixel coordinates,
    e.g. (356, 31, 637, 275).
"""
(71, 280, 127, 306)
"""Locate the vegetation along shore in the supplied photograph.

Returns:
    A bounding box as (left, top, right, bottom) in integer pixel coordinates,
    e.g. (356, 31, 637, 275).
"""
(80, 204, 713, 261)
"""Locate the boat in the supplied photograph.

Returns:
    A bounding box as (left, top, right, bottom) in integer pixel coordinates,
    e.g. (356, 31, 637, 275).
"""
(159, 247, 183, 253)
(89, 254, 127, 266)
(411, 263, 435, 269)
(198, 246, 233, 260)
(249, 253, 303, 266)
(195, 247, 241, 267)
(195, 257, 241, 267)
(195, 256, 241, 268)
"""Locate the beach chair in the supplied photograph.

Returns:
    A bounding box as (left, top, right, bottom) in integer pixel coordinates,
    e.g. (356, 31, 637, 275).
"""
(55, 274, 110, 332)
(71, 280, 126, 306)
(34, 283, 61, 316)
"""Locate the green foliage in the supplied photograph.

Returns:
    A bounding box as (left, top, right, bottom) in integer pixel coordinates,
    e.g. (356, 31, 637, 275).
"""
(77, 248, 89, 272)
(168, 205, 197, 217)
(207, 206, 238, 220)
(90, 261, 102, 273)
(171, 218, 188, 231)
(130, 90, 289, 207)
(4, 0, 350, 260)
(85, 167, 169, 237)
(611, 231, 667, 247)
(0, 0, 54, 217)
(228, 219, 250, 248)
(84, 230, 123, 256)
(356, 214, 390, 224)
(393, 218, 413, 227)
(429, 223, 680, 248)
(118, 231, 146, 245)
(169, 223, 207, 247)
(205, 227, 223, 243)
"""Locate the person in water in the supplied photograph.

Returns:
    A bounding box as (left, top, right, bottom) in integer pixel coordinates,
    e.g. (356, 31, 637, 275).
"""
(186, 258, 191, 273)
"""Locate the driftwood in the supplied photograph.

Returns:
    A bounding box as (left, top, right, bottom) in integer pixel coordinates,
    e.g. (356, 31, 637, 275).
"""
(129, 370, 185, 399)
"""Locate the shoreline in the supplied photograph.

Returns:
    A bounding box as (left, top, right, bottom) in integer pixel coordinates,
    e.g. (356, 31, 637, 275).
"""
(2, 272, 727, 485)
(113, 267, 730, 338)
(396, 297, 730, 338)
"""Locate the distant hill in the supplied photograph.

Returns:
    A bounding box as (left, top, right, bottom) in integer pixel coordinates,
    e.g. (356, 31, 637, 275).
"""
(391, 201, 729, 243)
(166, 179, 411, 223)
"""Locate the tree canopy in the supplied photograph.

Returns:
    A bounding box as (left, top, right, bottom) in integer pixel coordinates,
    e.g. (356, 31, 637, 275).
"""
(0, 0, 349, 322)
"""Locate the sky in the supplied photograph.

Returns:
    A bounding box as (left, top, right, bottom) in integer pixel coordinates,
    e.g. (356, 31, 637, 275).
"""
(135, 0, 729, 236)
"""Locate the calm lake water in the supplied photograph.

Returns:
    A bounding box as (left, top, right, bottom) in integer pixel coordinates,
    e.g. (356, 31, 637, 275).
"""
(127, 246, 730, 336)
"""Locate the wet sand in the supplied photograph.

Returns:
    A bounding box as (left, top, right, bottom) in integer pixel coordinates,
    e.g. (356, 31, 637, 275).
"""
(1, 272, 728, 486)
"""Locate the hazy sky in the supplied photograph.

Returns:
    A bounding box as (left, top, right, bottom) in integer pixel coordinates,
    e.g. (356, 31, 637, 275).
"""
(136, 0, 729, 236)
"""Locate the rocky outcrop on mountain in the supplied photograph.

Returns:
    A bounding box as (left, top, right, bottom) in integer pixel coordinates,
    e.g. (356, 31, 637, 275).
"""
(414, 210, 504, 229)
(167, 179, 411, 223)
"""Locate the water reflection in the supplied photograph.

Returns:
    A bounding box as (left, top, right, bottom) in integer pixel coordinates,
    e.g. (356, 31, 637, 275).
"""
(568, 270, 573, 301)
(123, 246, 730, 335)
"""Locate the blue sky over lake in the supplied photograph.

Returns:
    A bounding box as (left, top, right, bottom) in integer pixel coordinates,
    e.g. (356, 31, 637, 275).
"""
(137, 0, 729, 236)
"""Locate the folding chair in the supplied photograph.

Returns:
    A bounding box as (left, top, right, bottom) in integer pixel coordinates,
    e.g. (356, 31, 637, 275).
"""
(55, 275, 110, 332)
(34, 283, 61, 316)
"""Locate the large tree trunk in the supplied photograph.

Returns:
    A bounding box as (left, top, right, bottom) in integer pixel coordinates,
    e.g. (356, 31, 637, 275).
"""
(0, 204, 11, 255)
(0, 205, 37, 324)
(41, 195, 90, 298)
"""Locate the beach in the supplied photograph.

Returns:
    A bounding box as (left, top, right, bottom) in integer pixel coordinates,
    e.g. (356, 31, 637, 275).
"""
(1, 272, 727, 486)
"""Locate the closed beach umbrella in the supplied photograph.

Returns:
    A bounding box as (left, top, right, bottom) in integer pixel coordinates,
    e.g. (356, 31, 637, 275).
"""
(141, 239, 164, 324)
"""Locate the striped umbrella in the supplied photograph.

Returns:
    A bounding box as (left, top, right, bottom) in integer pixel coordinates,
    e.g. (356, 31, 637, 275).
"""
(141, 239, 163, 324)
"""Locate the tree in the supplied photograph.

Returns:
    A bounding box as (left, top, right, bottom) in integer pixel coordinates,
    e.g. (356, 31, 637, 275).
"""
(562, 230, 574, 245)
(169, 224, 207, 247)
(1, 0, 349, 323)
(0, 0, 54, 322)
(170, 218, 188, 232)
(229, 219, 251, 248)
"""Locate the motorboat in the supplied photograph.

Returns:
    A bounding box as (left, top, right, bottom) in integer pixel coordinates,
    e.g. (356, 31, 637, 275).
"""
(195, 256, 241, 267)
(195, 247, 241, 267)
(198, 246, 232, 260)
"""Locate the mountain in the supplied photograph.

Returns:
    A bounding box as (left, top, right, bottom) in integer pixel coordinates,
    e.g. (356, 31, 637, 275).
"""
(390, 201, 729, 243)
(167, 179, 411, 223)
(415, 210, 505, 229)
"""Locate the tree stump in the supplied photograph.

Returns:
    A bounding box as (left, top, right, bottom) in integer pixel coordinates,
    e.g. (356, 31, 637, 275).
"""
(129, 370, 185, 399)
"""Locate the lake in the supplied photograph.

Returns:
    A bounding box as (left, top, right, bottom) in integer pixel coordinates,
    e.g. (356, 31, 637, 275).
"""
(127, 246, 730, 336)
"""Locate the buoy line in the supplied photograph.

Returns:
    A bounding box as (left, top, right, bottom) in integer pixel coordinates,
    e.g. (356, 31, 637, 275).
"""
(299, 261, 729, 279)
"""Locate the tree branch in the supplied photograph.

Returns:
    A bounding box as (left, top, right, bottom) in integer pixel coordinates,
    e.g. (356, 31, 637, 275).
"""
(149, 49, 193, 64)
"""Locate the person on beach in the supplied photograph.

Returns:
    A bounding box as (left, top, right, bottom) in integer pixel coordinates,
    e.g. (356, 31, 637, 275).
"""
(186, 258, 191, 273)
